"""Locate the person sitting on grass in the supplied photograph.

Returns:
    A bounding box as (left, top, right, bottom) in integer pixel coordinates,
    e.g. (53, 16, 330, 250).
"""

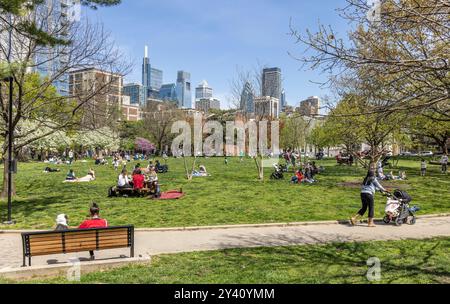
(66, 169, 76, 181)
(118, 169, 132, 189)
(78, 203, 108, 260)
(132, 169, 145, 191)
(192, 165, 209, 177)
(55, 214, 69, 231)
(291, 170, 304, 184)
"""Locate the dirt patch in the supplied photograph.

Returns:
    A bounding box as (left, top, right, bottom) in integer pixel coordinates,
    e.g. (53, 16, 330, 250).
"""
(337, 181, 410, 190)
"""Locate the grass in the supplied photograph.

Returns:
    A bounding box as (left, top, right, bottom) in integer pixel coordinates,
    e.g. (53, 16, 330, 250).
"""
(5, 237, 450, 284)
(0, 157, 448, 230)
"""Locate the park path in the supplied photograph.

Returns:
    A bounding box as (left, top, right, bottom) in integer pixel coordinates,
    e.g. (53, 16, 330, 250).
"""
(1, 216, 450, 270)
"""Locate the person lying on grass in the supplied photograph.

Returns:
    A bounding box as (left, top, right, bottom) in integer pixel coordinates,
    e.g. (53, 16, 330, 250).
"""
(63, 169, 95, 183)
(192, 165, 209, 177)
(44, 167, 60, 173)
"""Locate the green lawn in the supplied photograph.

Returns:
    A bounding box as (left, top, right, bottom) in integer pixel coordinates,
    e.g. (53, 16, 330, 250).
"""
(0, 157, 448, 230)
(7, 237, 450, 284)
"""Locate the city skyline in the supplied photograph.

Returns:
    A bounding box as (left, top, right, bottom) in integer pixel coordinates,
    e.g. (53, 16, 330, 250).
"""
(84, 0, 350, 110)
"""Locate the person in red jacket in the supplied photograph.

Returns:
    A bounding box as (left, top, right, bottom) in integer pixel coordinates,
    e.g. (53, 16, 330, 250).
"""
(132, 169, 145, 190)
(79, 202, 108, 260)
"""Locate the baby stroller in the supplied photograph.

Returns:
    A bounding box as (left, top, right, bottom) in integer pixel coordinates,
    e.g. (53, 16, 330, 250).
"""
(270, 164, 284, 180)
(383, 190, 420, 226)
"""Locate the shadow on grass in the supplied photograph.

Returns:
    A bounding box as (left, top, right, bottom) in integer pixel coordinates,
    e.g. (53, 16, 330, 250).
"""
(215, 233, 450, 283)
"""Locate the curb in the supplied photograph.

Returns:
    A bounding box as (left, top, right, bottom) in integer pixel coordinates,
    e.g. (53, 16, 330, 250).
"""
(1, 214, 449, 234)
(0, 255, 151, 281)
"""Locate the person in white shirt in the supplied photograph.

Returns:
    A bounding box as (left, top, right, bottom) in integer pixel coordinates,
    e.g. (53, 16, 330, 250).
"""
(441, 154, 448, 174)
(118, 169, 132, 189)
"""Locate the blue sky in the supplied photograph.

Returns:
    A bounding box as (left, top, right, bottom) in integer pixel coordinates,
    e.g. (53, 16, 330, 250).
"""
(85, 0, 350, 109)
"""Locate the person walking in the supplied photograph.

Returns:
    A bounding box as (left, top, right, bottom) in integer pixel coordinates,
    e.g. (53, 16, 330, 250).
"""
(441, 154, 448, 174)
(350, 170, 387, 228)
(420, 159, 427, 177)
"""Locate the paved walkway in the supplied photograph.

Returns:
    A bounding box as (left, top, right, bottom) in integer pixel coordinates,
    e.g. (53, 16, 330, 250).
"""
(1, 216, 450, 270)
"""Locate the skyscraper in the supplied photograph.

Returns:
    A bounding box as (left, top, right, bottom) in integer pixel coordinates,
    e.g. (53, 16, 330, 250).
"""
(262, 67, 282, 110)
(35, 0, 81, 95)
(159, 83, 178, 102)
(195, 80, 213, 100)
(281, 90, 287, 112)
(142, 45, 163, 101)
(240, 82, 255, 114)
(123, 83, 146, 106)
(298, 96, 321, 117)
(176, 71, 192, 109)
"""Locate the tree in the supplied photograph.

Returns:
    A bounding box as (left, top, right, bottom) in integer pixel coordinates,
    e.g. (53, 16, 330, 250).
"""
(408, 112, 450, 154)
(280, 113, 309, 151)
(0, 3, 129, 197)
(135, 137, 155, 154)
(142, 101, 184, 155)
(290, 0, 449, 118)
(0, 0, 121, 46)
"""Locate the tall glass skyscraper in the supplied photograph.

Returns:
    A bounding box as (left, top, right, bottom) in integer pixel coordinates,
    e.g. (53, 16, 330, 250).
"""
(240, 82, 255, 114)
(159, 83, 178, 102)
(123, 83, 146, 106)
(176, 71, 192, 109)
(34, 0, 80, 95)
(142, 46, 163, 100)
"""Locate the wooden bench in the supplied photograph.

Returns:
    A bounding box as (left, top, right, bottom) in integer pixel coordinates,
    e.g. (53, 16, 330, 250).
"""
(21, 226, 134, 267)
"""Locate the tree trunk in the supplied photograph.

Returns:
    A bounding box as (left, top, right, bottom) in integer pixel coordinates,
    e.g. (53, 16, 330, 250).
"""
(1, 154, 16, 199)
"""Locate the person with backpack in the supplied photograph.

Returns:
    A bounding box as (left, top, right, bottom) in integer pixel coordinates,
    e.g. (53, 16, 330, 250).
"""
(350, 170, 387, 227)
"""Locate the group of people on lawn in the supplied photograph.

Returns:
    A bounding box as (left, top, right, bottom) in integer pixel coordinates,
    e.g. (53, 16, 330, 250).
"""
(290, 161, 321, 184)
(116, 162, 161, 197)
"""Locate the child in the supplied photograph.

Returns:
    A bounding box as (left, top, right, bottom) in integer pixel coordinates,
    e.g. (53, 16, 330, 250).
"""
(420, 159, 427, 177)
(224, 157, 228, 165)
(55, 214, 69, 231)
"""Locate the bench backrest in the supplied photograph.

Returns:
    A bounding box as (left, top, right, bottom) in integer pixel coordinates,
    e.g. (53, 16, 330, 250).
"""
(22, 226, 134, 257)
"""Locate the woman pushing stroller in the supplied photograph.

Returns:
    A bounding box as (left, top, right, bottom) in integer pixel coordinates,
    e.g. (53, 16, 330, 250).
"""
(350, 169, 387, 227)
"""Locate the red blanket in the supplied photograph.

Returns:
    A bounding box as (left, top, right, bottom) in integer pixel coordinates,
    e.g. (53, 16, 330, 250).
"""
(155, 190, 185, 200)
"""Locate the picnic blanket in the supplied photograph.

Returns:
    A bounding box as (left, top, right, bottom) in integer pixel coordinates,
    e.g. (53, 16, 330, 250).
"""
(155, 190, 185, 200)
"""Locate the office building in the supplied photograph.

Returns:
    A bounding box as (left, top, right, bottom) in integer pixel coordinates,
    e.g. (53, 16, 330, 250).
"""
(195, 98, 220, 113)
(254, 96, 279, 119)
(121, 95, 141, 122)
(240, 82, 255, 114)
(142, 45, 163, 100)
(123, 83, 146, 106)
(195, 80, 213, 100)
(298, 96, 320, 117)
(69, 67, 123, 128)
(262, 67, 282, 105)
(176, 71, 192, 109)
(159, 83, 178, 102)
(34, 0, 81, 95)
(280, 90, 287, 112)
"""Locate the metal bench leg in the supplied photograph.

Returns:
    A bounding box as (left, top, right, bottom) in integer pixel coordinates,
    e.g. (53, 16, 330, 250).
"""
(22, 256, 26, 267)
(29, 256, 31, 267)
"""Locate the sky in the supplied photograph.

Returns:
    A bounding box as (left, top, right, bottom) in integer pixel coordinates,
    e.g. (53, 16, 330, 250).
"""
(84, 0, 350, 109)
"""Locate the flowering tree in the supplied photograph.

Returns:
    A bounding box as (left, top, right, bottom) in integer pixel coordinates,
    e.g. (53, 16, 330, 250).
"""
(135, 138, 155, 154)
